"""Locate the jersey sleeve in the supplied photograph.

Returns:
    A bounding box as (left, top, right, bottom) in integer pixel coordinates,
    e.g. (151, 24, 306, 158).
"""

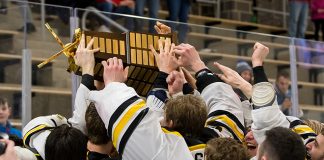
(23, 114, 68, 159)
(196, 72, 245, 142)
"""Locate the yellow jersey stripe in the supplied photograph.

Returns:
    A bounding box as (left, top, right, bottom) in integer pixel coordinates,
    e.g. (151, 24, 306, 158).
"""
(113, 100, 146, 147)
(208, 115, 244, 140)
(23, 124, 48, 145)
(189, 144, 206, 151)
(292, 126, 315, 134)
(162, 128, 182, 137)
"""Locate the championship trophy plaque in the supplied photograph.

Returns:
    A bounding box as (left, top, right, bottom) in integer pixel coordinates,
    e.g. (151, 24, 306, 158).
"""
(38, 24, 177, 96)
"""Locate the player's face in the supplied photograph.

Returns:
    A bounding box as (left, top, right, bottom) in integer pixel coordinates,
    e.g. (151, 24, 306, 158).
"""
(0, 103, 10, 125)
(306, 134, 324, 160)
(245, 130, 258, 157)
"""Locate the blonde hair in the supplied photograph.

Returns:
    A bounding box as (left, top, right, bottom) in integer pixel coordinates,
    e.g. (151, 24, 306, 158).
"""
(303, 119, 324, 135)
(165, 95, 207, 138)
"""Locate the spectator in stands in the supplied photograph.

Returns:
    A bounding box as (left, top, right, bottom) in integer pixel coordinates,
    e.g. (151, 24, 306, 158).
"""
(166, 0, 191, 43)
(134, 0, 159, 33)
(257, 127, 306, 160)
(236, 61, 253, 84)
(17, 0, 36, 33)
(96, 0, 135, 30)
(274, 71, 292, 115)
(85, 102, 118, 159)
(0, 0, 7, 14)
(288, 0, 310, 38)
(204, 137, 249, 160)
(0, 98, 21, 138)
(310, 0, 324, 41)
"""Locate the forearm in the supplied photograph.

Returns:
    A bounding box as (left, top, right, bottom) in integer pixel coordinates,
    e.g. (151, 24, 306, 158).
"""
(68, 74, 96, 134)
(81, 74, 96, 90)
(253, 66, 268, 84)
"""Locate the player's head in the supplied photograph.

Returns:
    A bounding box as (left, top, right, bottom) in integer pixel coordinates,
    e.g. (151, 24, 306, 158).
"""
(164, 95, 207, 138)
(205, 137, 249, 160)
(45, 124, 87, 160)
(86, 102, 110, 145)
(257, 127, 305, 160)
(244, 129, 258, 157)
(306, 128, 324, 160)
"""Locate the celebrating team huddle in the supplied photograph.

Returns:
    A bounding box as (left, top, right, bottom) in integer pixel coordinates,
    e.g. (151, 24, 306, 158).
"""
(2, 22, 323, 160)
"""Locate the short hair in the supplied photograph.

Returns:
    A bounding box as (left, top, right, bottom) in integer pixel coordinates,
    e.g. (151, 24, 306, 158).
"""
(205, 137, 249, 160)
(303, 119, 324, 135)
(0, 97, 8, 106)
(165, 95, 207, 138)
(276, 71, 290, 80)
(258, 127, 306, 160)
(45, 124, 87, 160)
(321, 127, 324, 136)
(85, 102, 110, 144)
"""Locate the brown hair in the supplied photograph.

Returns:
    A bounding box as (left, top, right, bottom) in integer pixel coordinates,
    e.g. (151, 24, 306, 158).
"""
(205, 138, 249, 160)
(276, 70, 290, 80)
(85, 102, 110, 145)
(0, 97, 8, 106)
(165, 95, 207, 138)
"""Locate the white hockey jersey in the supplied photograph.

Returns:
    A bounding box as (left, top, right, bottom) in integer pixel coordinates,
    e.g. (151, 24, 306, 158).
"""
(88, 82, 193, 160)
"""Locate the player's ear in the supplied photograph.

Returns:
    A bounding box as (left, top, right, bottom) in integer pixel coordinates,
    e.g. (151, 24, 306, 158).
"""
(166, 120, 174, 128)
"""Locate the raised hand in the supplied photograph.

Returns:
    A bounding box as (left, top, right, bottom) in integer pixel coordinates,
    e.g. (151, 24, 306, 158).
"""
(251, 42, 269, 67)
(214, 62, 252, 99)
(174, 43, 206, 73)
(181, 67, 197, 89)
(150, 38, 178, 74)
(74, 34, 100, 75)
(102, 57, 129, 85)
(154, 21, 171, 34)
(167, 70, 185, 96)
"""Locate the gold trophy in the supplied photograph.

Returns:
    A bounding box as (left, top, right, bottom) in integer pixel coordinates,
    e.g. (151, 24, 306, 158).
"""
(38, 23, 177, 96)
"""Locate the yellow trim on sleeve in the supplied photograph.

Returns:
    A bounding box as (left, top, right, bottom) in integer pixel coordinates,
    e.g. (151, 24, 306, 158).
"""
(161, 128, 182, 137)
(292, 125, 315, 134)
(112, 100, 146, 148)
(208, 115, 244, 140)
(189, 144, 206, 151)
(23, 124, 48, 145)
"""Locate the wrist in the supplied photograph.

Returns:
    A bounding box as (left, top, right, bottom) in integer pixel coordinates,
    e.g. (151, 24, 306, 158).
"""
(191, 61, 207, 72)
(160, 68, 172, 74)
(239, 82, 252, 99)
(82, 66, 94, 76)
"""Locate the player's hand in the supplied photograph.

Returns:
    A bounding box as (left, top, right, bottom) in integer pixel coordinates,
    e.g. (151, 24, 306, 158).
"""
(74, 34, 100, 75)
(214, 62, 252, 99)
(154, 21, 171, 34)
(102, 57, 128, 85)
(0, 139, 17, 160)
(167, 70, 185, 96)
(251, 42, 269, 67)
(174, 43, 206, 72)
(181, 67, 197, 89)
(150, 38, 178, 74)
